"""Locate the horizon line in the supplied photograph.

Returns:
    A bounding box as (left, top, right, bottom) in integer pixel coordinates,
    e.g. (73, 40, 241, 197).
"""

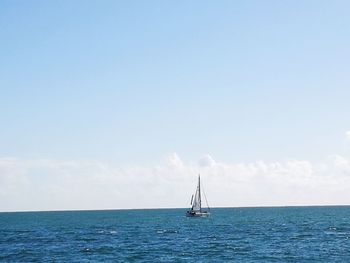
(1, 203, 350, 214)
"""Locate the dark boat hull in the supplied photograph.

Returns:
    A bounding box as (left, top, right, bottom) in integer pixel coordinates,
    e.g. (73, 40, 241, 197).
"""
(186, 210, 210, 217)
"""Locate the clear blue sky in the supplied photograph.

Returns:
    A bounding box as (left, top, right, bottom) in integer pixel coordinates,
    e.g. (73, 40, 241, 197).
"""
(1, 0, 350, 164)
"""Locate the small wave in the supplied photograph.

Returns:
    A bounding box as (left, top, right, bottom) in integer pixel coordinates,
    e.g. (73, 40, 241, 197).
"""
(82, 248, 92, 253)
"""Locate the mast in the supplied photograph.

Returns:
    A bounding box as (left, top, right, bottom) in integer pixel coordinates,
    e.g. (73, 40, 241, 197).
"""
(190, 174, 202, 212)
(198, 175, 201, 212)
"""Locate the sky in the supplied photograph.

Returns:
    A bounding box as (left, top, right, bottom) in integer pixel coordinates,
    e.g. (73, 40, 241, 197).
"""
(1, 1, 350, 211)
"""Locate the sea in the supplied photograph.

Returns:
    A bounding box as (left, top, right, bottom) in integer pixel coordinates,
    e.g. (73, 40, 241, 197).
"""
(1, 206, 350, 262)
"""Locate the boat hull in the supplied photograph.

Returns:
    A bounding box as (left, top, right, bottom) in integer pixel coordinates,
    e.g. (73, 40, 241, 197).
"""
(186, 211, 210, 217)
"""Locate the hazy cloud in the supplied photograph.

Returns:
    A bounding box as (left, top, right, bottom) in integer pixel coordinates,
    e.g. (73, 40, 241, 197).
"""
(198, 154, 216, 167)
(1, 154, 350, 212)
(166, 152, 183, 168)
(346, 131, 350, 140)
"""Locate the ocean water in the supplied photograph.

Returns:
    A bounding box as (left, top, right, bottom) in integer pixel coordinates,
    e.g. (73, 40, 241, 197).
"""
(1, 207, 350, 262)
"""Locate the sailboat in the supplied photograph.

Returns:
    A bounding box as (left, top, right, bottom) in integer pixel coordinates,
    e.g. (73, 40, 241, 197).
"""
(186, 175, 210, 217)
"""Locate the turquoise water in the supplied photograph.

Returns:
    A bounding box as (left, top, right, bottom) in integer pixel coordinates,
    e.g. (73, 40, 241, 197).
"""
(1, 206, 350, 262)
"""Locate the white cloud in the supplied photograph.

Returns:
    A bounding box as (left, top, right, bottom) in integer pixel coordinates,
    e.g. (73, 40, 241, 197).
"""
(326, 155, 350, 174)
(166, 152, 183, 168)
(1, 154, 350, 212)
(346, 131, 350, 140)
(198, 154, 216, 167)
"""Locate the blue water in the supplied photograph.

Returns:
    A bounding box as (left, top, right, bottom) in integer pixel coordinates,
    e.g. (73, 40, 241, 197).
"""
(1, 207, 350, 262)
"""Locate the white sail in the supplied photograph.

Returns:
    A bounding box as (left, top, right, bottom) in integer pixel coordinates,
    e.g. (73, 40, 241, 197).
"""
(192, 189, 200, 211)
(191, 176, 201, 212)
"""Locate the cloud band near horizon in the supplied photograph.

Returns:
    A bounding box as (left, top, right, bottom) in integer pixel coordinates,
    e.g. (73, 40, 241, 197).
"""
(1, 153, 350, 212)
